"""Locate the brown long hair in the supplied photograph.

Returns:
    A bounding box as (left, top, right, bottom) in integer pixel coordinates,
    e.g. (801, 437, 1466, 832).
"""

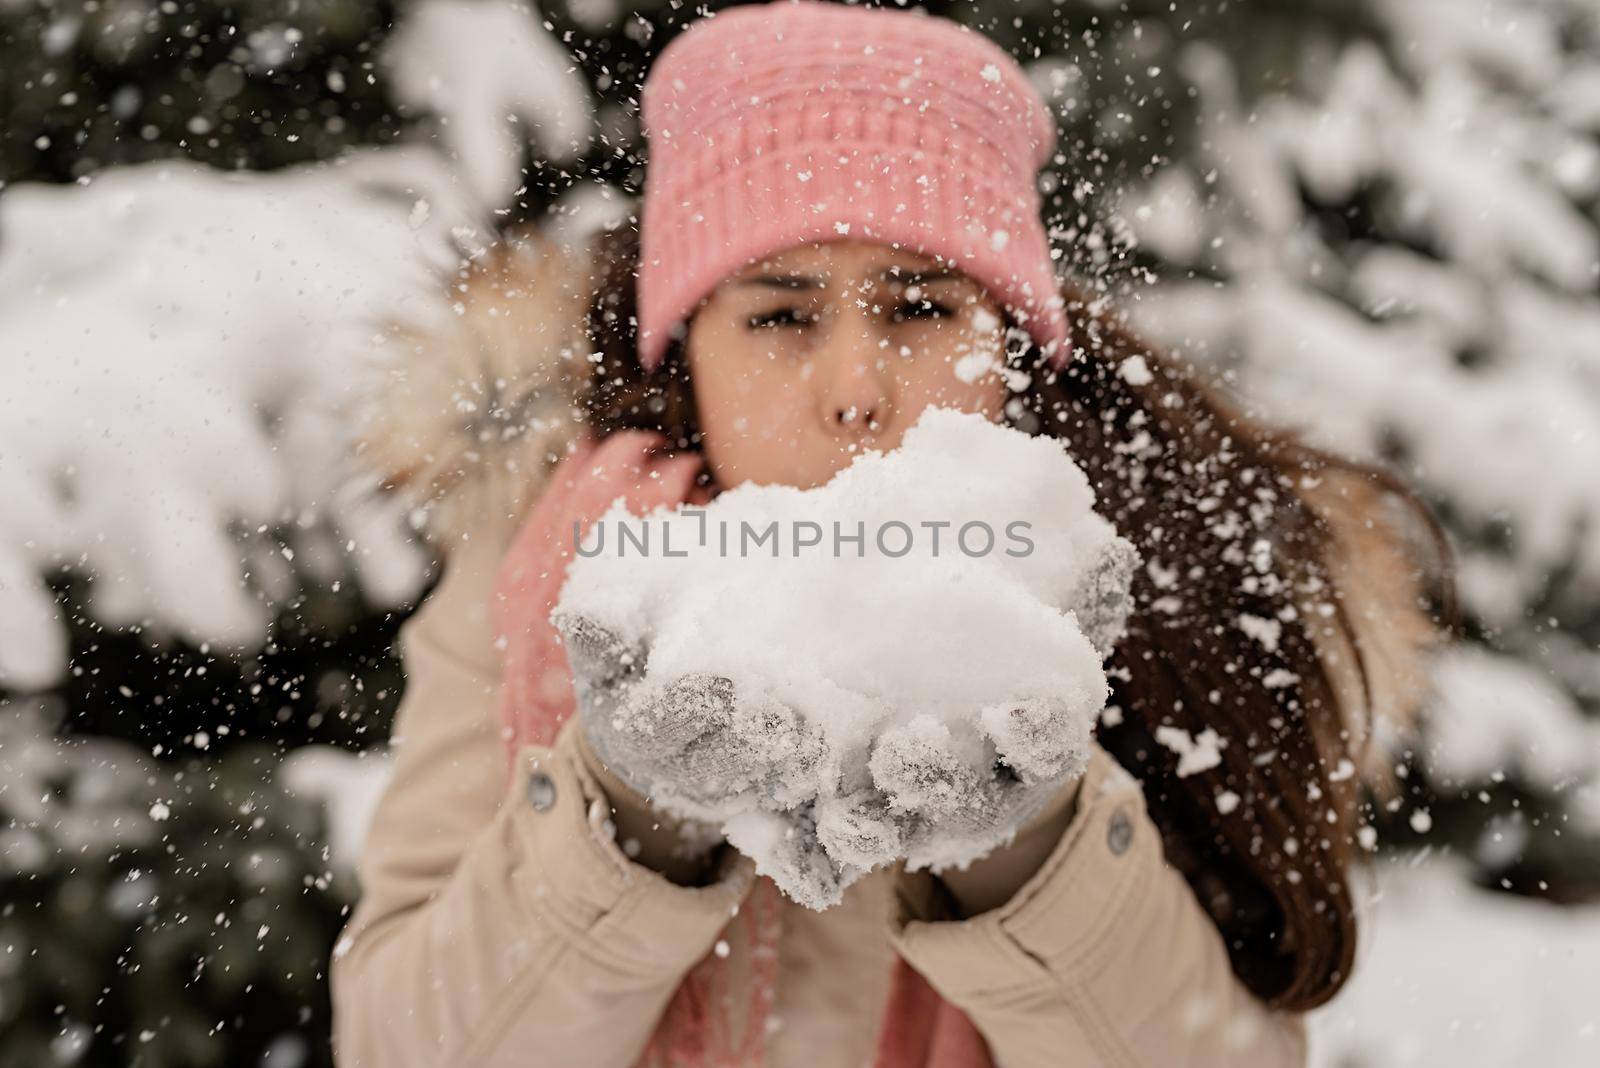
(579, 219, 1459, 1010)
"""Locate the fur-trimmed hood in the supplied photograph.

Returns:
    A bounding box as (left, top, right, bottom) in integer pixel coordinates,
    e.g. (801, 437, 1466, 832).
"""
(355, 223, 593, 553)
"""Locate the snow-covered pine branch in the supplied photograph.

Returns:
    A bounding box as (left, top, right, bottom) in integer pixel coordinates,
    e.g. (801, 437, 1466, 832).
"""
(0, 0, 599, 691)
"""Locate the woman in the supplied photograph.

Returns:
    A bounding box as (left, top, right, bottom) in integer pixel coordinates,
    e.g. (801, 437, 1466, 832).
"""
(331, 2, 1456, 1065)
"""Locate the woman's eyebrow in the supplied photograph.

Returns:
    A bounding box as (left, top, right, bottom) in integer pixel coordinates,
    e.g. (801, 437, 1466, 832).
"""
(737, 273, 827, 290)
(879, 266, 961, 285)
(735, 266, 962, 290)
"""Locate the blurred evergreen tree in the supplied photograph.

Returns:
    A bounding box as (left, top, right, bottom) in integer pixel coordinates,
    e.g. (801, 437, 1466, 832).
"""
(0, 699, 352, 1067)
(0, 0, 402, 183)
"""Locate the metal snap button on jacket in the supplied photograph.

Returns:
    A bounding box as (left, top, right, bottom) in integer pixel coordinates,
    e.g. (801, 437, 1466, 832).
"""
(527, 771, 557, 812)
(1106, 806, 1133, 855)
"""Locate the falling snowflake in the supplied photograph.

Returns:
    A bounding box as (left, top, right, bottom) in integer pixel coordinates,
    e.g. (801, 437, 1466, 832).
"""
(1118, 354, 1154, 386)
(1155, 725, 1225, 777)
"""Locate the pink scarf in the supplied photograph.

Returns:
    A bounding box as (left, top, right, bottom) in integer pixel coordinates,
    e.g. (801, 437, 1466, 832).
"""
(491, 429, 994, 1068)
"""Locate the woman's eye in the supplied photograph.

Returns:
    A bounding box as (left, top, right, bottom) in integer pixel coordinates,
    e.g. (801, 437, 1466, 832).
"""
(747, 308, 813, 331)
(891, 298, 954, 323)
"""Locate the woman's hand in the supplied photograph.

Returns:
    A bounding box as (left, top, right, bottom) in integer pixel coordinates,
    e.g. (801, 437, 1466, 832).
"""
(553, 609, 828, 812)
(555, 608, 854, 897)
(863, 694, 1093, 873)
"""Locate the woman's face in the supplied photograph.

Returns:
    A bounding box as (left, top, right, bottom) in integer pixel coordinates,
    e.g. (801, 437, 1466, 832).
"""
(685, 239, 1013, 490)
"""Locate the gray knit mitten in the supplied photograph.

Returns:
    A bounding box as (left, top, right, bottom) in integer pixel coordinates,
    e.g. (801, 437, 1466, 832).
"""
(863, 696, 1092, 872)
(551, 608, 827, 817)
(1065, 534, 1140, 661)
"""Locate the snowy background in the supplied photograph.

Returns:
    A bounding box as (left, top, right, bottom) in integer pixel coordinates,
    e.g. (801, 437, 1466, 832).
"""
(2, 0, 1598, 1064)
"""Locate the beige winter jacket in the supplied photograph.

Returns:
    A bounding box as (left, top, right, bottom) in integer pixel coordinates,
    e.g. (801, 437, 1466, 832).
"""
(329, 231, 1444, 1068)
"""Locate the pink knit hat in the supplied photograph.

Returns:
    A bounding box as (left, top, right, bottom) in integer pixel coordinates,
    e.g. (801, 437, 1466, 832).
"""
(636, 0, 1071, 374)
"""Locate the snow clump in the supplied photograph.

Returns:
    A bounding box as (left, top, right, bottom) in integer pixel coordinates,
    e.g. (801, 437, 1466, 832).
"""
(556, 407, 1139, 907)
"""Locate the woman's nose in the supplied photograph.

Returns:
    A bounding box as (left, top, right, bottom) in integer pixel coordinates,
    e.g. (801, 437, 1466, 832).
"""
(815, 317, 893, 435)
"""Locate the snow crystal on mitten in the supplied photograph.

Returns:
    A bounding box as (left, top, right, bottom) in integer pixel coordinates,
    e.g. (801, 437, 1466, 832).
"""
(1064, 535, 1140, 660)
(724, 806, 859, 911)
(555, 605, 832, 819)
(814, 789, 904, 872)
(867, 712, 1079, 873)
(554, 607, 646, 692)
(868, 715, 989, 824)
(620, 672, 830, 816)
(977, 694, 1095, 785)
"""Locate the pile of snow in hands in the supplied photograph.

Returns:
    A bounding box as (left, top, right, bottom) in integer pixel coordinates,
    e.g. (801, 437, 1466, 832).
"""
(554, 408, 1139, 908)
